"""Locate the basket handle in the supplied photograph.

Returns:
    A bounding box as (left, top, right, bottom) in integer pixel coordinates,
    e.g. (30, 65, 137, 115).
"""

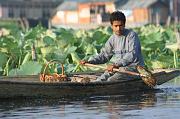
(43, 60, 65, 76)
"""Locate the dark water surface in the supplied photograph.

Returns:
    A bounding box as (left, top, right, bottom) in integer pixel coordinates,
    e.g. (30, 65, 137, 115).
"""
(1, 78, 180, 119)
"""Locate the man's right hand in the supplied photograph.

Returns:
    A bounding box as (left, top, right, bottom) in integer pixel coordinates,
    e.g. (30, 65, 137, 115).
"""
(79, 60, 87, 65)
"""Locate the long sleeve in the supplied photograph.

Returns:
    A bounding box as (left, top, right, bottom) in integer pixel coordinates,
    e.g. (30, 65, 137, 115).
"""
(88, 36, 114, 64)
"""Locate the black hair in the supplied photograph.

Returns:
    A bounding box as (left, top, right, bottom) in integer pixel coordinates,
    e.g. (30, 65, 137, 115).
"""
(110, 11, 126, 25)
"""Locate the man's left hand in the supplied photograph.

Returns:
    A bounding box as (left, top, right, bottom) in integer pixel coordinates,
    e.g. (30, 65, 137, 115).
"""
(107, 65, 114, 72)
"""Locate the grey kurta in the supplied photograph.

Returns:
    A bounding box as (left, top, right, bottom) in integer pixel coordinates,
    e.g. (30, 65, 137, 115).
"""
(88, 28, 144, 67)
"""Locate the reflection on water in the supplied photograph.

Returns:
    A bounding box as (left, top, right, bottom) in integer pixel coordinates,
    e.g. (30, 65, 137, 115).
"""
(0, 92, 157, 119)
(0, 79, 180, 119)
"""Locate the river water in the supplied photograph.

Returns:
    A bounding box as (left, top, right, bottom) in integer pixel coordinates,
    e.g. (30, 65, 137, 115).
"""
(0, 78, 180, 119)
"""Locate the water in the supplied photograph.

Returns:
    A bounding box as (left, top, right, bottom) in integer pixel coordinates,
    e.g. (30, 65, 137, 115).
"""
(1, 79, 180, 119)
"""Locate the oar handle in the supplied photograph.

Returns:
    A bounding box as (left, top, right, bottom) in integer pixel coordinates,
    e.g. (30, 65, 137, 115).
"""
(84, 63, 140, 76)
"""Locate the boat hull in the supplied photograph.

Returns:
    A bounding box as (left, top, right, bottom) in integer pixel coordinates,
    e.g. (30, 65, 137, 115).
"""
(0, 76, 151, 98)
(0, 69, 179, 98)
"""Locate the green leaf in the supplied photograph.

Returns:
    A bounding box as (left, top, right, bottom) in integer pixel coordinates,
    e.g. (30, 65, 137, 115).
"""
(92, 30, 109, 44)
(50, 48, 67, 63)
(43, 36, 55, 46)
(9, 61, 42, 76)
(163, 28, 176, 43)
(21, 52, 31, 65)
(57, 39, 69, 49)
(24, 25, 44, 40)
(166, 43, 179, 52)
(65, 46, 77, 54)
(70, 52, 81, 64)
(85, 44, 98, 55)
(0, 52, 8, 67)
(40, 46, 55, 57)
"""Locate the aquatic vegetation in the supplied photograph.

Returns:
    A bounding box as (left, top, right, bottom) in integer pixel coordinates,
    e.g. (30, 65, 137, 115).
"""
(0, 24, 179, 76)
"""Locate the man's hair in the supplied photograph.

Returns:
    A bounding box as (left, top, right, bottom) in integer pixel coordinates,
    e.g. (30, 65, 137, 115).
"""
(110, 11, 126, 25)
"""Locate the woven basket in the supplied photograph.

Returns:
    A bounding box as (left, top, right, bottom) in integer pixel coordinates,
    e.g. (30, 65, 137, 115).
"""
(39, 60, 67, 82)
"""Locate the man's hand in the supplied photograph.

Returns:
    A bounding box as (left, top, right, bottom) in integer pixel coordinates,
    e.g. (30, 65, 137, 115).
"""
(107, 65, 114, 72)
(79, 60, 87, 65)
(107, 64, 119, 72)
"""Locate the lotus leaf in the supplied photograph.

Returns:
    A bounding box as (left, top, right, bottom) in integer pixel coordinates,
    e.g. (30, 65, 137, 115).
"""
(0, 52, 8, 67)
(43, 36, 56, 47)
(9, 61, 42, 76)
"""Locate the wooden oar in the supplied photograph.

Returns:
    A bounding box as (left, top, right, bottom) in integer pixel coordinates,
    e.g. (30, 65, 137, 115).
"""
(83, 63, 156, 88)
(84, 63, 141, 76)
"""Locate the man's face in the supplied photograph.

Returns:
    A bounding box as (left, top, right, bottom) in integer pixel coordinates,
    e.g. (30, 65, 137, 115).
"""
(111, 20, 125, 36)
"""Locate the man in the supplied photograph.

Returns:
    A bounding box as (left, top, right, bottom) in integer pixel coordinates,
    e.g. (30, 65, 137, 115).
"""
(80, 11, 144, 81)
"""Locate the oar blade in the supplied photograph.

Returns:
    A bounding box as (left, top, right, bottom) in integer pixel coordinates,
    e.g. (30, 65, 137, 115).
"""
(136, 66, 156, 88)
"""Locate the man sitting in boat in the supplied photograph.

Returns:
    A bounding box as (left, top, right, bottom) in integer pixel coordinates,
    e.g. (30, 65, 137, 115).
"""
(80, 11, 145, 81)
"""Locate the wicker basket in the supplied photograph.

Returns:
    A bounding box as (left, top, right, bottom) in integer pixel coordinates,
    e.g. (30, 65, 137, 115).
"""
(39, 60, 68, 82)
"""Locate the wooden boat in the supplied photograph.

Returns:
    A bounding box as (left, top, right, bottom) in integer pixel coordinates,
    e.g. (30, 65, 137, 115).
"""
(0, 69, 180, 98)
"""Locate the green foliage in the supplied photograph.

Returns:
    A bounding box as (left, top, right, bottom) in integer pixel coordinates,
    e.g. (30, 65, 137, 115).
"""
(8, 61, 42, 76)
(0, 20, 20, 35)
(136, 24, 179, 69)
(0, 24, 179, 76)
(0, 53, 8, 67)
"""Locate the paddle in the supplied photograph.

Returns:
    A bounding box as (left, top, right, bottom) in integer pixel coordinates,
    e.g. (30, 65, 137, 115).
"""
(82, 63, 156, 88)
